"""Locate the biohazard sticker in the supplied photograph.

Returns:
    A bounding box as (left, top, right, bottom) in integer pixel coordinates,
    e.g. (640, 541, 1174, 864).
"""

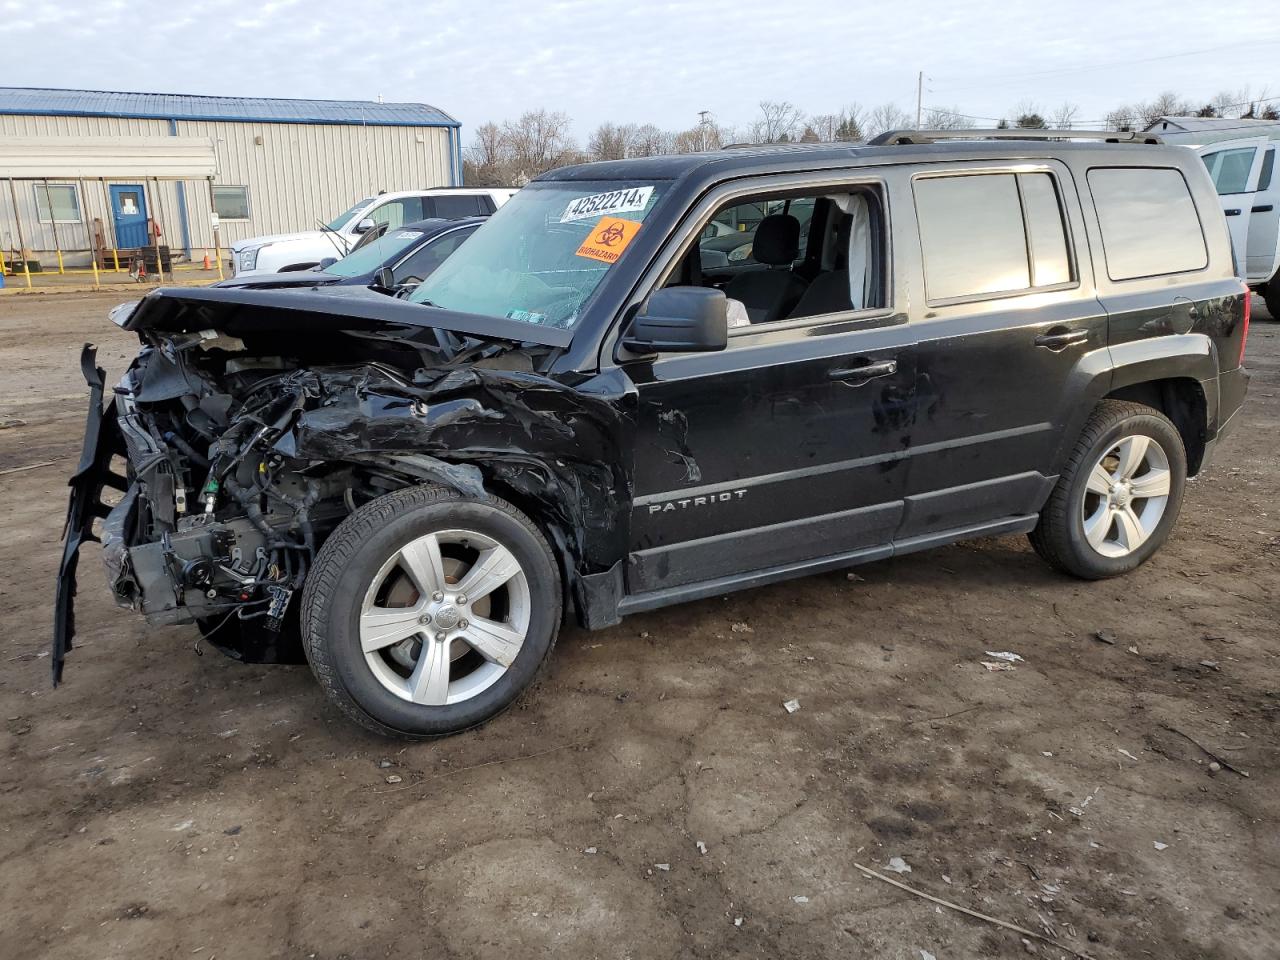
(560, 186, 654, 223)
(575, 217, 642, 264)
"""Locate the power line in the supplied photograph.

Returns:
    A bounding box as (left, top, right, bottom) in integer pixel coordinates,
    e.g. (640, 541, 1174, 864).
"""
(930, 38, 1280, 92)
(922, 94, 1280, 128)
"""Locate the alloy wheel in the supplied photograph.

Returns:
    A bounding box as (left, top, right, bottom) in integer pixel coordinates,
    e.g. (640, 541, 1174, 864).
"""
(1080, 435, 1172, 558)
(358, 529, 530, 705)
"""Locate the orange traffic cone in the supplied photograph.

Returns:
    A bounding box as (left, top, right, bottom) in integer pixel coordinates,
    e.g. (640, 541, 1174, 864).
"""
(202, 253, 211, 270)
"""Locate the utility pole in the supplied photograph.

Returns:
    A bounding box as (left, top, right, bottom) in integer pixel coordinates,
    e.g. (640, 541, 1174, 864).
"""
(698, 110, 711, 151)
(915, 70, 923, 128)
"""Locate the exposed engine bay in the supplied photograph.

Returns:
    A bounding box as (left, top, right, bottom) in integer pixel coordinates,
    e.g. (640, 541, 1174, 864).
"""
(53, 287, 631, 682)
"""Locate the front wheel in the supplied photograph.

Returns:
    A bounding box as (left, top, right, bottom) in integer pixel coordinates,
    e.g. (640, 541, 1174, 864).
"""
(1029, 400, 1187, 579)
(300, 484, 562, 737)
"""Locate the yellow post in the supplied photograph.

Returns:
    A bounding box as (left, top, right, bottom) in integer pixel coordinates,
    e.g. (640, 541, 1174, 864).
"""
(22, 255, 31, 289)
(112, 247, 120, 272)
(90, 251, 100, 289)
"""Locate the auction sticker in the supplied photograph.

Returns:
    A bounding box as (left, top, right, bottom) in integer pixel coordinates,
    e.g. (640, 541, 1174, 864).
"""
(575, 217, 642, 264)
(560, 186, 654, 223)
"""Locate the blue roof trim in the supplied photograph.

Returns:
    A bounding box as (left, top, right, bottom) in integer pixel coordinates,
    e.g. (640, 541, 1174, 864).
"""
(0, 87, 460, 128)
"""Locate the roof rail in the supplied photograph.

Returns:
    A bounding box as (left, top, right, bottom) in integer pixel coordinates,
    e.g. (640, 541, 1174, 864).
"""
(869, 129, 1163, 146)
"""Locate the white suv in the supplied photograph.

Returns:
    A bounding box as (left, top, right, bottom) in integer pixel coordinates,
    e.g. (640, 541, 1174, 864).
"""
(1197, 137, 1280, 315)
(230, 188, 516, 277)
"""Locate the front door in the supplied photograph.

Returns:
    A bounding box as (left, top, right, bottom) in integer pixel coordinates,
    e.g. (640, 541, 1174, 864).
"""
(626, 323, 916, 596)
(109, 184, 148, 248)
(1198, 137, 1269, 278)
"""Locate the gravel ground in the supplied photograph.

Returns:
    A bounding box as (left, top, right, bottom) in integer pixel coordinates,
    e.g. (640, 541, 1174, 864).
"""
(1, 291, 1276, 960)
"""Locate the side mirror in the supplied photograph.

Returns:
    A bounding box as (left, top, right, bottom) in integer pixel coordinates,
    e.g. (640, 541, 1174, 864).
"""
(318, 257, 337, 269)
(353, 217, 376, 234)
(374, 266, 396, 289)
(622, 286, 728, 354)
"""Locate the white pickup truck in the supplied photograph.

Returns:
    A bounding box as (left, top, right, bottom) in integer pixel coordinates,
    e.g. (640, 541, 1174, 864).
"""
(230, 188, 516, 277)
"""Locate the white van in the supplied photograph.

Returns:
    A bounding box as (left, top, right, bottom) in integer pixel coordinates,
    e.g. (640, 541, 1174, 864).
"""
(230, 187, 516, 278)
(1197, 137, 1279, 314)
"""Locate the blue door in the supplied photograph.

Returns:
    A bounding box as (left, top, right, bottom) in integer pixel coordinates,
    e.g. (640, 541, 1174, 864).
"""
(109, 184, 148, 248)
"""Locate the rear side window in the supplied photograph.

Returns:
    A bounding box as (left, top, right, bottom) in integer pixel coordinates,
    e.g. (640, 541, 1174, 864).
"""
(913, 172, 1073, 302)
(432, 194, 485, 218)
(1259, 148, 1275, 192)
(1087, 168, 1207, 281)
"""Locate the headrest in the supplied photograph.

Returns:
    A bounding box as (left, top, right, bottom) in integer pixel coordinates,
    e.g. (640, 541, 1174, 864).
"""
(752, 214, 801, 266)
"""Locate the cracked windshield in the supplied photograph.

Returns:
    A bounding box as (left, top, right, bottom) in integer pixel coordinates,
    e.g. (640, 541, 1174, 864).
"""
(408, 181, 666, 328)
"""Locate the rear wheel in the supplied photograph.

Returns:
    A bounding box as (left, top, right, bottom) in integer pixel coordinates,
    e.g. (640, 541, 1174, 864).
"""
(1029, 400, 1186, 579)
(1263, 284, 1280, 323)
(301, 484, 561, 737)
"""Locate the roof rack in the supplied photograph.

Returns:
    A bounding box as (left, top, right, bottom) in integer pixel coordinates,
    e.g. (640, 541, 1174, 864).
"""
(869, 129, 1163, 146)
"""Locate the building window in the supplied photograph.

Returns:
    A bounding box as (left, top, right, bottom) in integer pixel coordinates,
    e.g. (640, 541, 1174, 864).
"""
(213, 186, 251, 221)
(35, 184, 82, 224)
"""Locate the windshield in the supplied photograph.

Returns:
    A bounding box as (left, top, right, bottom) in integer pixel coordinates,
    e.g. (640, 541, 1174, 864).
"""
(323, 229, 426, 278)
(408, 180, 667, 328)
(325, 198, 375, 231)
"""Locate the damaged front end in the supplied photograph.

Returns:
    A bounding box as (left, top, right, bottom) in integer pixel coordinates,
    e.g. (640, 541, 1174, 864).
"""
(53, 287, 631, 684)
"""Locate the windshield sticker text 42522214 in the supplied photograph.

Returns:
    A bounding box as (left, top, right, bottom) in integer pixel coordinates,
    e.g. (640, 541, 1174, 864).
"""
(560, 186, 654, 223)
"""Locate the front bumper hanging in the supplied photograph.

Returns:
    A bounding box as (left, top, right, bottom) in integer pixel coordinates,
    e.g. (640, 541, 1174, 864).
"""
(52, 344, 127, 685)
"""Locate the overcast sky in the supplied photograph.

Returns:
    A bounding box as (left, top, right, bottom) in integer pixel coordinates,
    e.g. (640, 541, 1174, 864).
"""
(3, 0, 1276, 138)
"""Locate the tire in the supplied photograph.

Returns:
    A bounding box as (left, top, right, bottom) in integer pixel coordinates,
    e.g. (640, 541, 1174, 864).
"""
(1263, 284, 1280, 323)
(300, 484, 562, 738)
(1029, 400, 1187, 580)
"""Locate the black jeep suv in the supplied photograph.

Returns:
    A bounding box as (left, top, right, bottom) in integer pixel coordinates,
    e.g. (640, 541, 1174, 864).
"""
(56, 131, 1250, 737)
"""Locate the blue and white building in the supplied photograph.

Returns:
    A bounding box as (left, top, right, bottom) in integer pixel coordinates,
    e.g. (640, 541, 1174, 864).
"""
(0, 87, 463, 267)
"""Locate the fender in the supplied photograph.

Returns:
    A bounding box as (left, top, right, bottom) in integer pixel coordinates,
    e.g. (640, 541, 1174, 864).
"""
(1045, 334, 1218, 479)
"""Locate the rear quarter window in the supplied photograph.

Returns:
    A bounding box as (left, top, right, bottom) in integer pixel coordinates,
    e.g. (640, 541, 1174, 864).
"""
(1087, 167, 1207, 282)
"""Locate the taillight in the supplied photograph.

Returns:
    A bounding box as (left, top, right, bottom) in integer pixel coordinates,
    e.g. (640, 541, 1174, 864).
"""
(1240, 284, 1251, 367)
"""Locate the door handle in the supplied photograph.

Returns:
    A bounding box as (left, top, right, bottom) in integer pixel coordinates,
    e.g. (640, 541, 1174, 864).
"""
(1252, 204, 1274, 213)
(1224, 208, 1242, 216)
(1034, 329, 1090, 351)
(828, 359, 898, 383)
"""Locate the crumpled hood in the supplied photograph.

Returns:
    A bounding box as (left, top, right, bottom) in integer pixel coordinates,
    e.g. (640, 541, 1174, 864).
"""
(114, 285, 574, 349)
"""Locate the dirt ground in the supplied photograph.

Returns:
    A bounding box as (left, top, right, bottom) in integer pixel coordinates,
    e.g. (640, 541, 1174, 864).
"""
(1, 292, 1276, 960)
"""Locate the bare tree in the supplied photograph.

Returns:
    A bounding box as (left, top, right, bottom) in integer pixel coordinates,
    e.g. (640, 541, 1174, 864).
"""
(587, 122, 638, 161)
(464, 122, 510, 185)
(750, 100, 805, 143)
(631, 123, 674, 157)
(922, 106, 968, 130)
(502, 110, 577, 181)
(1137, 91, 1194, 126)
(863, 102, 913, 139)
(1050, 102, 1079, 129)
(809, 105, 865, 141)
(1010, 100, 1046, 129)
(1104, 104, 1138, 131)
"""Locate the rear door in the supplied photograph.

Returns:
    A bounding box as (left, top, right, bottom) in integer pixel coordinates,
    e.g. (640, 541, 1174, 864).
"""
(1198, 137, 1268, 277)
(898, 161, 1105, 540)
(1244, 144, 1279, 282)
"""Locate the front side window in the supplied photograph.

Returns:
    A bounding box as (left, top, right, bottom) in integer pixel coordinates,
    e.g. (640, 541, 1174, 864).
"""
(322, 228, 426, 278)
(35, 184, 81, 223)
(212, 185, 250, 221)
(409, 180, 667, 329)
(914, 171, 1073, 302)
(1201, 147, 1258, 195)
(1088, 167, 1207, 281)
(368, 197, 426, 231)
(394, 226, 477, 284)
